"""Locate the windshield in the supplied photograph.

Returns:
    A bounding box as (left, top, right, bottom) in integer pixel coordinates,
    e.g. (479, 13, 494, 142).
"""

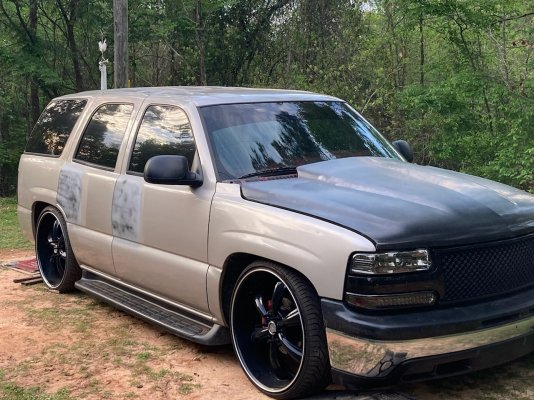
(199, 101, 402, 180)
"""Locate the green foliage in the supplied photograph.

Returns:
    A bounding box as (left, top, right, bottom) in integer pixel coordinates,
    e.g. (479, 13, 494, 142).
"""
(0, 372, 72, 400)
(0, 197, 32, 250)
(0, 0, 532, 193)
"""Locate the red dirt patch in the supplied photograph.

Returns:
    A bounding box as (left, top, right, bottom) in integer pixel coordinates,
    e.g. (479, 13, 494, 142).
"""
(0, 267, 268, 399)
(0, 248, 34, 262)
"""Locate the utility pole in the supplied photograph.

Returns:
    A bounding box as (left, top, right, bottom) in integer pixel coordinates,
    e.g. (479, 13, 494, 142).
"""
(113, 0, 128, 88)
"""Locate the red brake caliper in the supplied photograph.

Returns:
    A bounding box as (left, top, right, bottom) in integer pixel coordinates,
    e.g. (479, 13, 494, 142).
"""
(262, 299, 273, 326)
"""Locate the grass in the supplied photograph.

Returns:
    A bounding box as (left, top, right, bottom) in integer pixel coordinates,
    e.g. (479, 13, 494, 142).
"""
(0, 197, 32, 250)
(0, 369, 73, 400)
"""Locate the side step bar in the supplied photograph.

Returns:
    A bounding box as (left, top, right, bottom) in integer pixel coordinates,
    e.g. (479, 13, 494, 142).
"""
(75, 273, 230, 346)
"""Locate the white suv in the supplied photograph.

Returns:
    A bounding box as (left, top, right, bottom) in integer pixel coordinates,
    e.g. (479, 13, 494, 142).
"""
(18, 87, 534, 399)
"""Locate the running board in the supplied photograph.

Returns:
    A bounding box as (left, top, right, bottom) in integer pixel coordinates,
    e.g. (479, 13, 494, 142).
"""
(75, 274, 230, 346)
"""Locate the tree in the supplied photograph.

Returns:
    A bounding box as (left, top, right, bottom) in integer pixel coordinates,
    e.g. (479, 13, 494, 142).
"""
(114, 0, 128, 88)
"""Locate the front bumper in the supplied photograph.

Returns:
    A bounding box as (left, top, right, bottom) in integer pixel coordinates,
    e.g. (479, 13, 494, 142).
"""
(321, 290, 534, 388)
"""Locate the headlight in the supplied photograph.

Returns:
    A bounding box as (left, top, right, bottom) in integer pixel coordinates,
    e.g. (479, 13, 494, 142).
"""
(350, 250, 431, 275)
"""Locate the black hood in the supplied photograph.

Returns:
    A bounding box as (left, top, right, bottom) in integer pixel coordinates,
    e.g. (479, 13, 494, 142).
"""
(240, 157, 534, 250)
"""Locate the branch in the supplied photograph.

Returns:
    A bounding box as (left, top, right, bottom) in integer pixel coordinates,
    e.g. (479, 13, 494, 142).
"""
(0, 1, 20, 32)
(55, 0, 68, 21)
(38, 3, 67, 39)
(11, 1, 35, 44)
(493, 12, 534, 22)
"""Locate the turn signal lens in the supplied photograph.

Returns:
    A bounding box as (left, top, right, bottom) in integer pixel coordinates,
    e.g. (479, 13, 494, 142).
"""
(345, 291, 438, 310)
(350, 250, 430, 275)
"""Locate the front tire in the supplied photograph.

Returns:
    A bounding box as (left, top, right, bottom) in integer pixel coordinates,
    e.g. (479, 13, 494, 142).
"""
(230, 261, 330, 399)
(35, 206, 81, 292)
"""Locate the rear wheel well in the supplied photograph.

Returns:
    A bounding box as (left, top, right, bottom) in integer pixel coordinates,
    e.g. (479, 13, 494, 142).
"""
(32, 201, 51, 238)
(219, 253, 319, 325)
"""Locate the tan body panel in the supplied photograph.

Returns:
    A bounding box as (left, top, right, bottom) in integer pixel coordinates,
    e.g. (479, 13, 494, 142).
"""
(68, 224, 115, 274)
(111, 175, 213, 313)
(108, 98, 215, 314)
(56, 96, 144, 275)
(57, 163, 117, 275)
(17, 154, 64, 241)
(206, 183, 376, 322)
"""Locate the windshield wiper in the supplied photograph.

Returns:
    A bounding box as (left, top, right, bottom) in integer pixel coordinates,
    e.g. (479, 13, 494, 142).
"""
(238, 166, 297, 180)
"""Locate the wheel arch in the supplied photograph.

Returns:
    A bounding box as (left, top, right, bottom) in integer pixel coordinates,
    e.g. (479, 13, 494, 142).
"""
(32, 201, 67, 238)
(32, 201, 52, 239)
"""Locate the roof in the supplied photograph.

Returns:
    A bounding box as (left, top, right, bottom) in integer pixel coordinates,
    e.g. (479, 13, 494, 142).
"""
(57, 86, 341, 107)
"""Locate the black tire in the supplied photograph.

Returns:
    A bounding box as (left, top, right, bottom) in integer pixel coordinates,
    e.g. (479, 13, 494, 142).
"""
(35, 206, 81, 292)
(230, 261, 331, 399)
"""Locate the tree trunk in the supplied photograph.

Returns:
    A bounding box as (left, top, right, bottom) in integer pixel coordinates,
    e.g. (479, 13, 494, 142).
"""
(419, 14, 425, 86)
(55, 1, 83, 91)
(67, 24, 83, 90)
(29, 0, 40, 124)
(113, 0, 129, 88)
(132, 43, 137, 87)
(195, 0, 207, 85)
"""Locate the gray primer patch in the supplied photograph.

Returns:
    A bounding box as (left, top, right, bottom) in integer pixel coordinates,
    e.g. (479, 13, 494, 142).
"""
(57, 165, 82, 224)
(112, 177, 141, 241)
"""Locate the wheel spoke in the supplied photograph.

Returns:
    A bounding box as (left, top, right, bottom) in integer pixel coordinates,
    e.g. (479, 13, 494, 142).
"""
(254, 295, 269, 318)
(269, 340, 283, 372)
(57, 253, 64, 270)
(271, 281, 286, 314)
(278, 308, 300, 329)
(52, 253, 65, 277)
(279, 334, 302, 362)
(251, 327, 270, 342)
(52, 220, 61, 241)
(58, 237, 67, 259)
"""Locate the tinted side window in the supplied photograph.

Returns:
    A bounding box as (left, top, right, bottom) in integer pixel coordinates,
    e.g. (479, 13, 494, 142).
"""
(25, 99, 87, 156)
(128, 105, 196, 173)
(75, 103, 133, 169)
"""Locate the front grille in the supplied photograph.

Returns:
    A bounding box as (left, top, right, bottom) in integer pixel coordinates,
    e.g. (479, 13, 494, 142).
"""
(432, 233, 534, 303)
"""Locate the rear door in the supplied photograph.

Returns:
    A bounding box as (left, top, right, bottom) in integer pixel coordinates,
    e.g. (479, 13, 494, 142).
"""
(61, 102, 136, 277)
(111, 104, 213, 314)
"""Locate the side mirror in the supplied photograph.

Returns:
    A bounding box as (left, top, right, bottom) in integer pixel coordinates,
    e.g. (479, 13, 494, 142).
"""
(144, 155, 202, 187)
(392, 140, 414, 163)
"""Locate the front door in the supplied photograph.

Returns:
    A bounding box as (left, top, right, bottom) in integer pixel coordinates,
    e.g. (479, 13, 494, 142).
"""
(111, 104, 212, 314)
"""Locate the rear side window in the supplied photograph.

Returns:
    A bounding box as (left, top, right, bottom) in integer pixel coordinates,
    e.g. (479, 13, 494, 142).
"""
(25, 99, 87, 156)
(128, 105, 196, 173)
(75, 103, 133, 169)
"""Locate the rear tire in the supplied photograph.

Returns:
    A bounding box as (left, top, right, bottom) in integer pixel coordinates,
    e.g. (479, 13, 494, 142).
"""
(230, 260, 331, 399)
(35, 206, 81, 292)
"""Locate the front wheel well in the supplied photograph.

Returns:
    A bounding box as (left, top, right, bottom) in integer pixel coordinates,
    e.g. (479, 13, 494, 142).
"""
(219, 253, 319, 325)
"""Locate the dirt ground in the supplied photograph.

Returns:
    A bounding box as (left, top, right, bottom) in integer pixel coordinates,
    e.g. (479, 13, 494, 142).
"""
(0, 261, 268, 399)
(0, 248, 35, 261)
(1, 253, 534, 400)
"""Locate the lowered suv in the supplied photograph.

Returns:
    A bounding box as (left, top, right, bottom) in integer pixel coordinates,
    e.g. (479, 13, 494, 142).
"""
(18, 87, 534, 399)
